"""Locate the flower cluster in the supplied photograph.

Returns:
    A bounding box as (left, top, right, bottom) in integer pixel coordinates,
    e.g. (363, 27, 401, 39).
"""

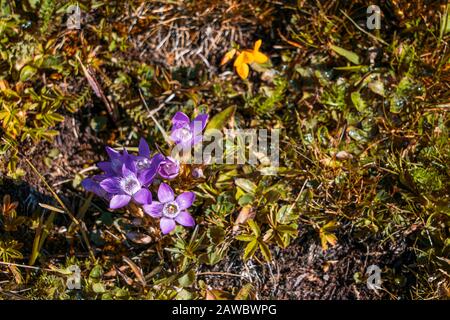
(82, 111, 208, 234)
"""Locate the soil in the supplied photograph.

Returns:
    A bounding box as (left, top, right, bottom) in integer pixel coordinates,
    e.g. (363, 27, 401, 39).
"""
(199, 228, 416, 300)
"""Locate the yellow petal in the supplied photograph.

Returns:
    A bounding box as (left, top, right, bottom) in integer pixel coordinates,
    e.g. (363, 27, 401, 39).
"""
(242, 50, 255, 64)
(234, 52, 245, 67)
(252, 51, 268, 64)
(234, 51, 253, 67)
(236, 62, 249, 79)
(254, 39, 262, 52)
(221, 49, 236, 66)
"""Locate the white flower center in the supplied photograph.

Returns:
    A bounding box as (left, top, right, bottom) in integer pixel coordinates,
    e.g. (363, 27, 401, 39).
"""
(136, 158, 151, 170)
(162, 201, 180, 218)
(178, 127, 192, 142)
(119, 175, 141, 195)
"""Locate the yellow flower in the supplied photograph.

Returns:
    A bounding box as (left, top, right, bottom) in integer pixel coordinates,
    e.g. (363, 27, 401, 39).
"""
(222, 40, 269, 79)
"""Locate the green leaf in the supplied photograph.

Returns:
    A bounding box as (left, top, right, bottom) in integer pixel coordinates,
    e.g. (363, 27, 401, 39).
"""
(277, 205, 297, 224)
(235, 178, 257, 194)
(20, 65, 37, 82)
(235, 284, 253, 300)
(89, 265, 103, 279)
(368, 79, 385, 97)
(243, 239, 258, 260)
(92, 282, 106, 293)
(440, 4, 450, 36)
(258, 241, 272, 262)
(351, 91, 367, 112)
(247, 219, 261, 236)
(330, 44, 360, 65)
(178, 270, 196, 287)
(176, 289, 194, 300)
(238, 193, 255, 206)
(277, 225, 298, 235)
(205, 105, 236, 132)
(235, 234, 255, 242)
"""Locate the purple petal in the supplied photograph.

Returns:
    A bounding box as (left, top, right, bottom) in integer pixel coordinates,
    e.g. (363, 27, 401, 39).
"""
(139, 169, 156, 186)
(106, 147, 121, 160)
(192, 113, 209, 131)
(138, 138, 150, 158)
(82, 178, 108, 199)
(181, 140, 195, 151)
(138, 154, 165, 186)
(172, 112, 190, 130)
(152, 153, 166, 163)
(81, 178, 96, 192)
(160, 217, 176, 234)
(170, 127, 186, 144)
(123, 155, 137, 173)
(190, 115, 207, 136)
(110, 194, 131, 209)
(121, 163, 137, 179)
(158, 157, 180, 180)
(143, 201, 163, 218)
(175, 211, 195, 227)
(132, 188, 152, 205)
(110, 159, 124, 175)
(100, 177, 122, 194)
(97, 161, 113, 174)
(158, 182, 175, 203)
(175, 192, 195, 210)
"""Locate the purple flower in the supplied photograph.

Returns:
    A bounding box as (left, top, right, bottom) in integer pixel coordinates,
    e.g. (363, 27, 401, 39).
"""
(97, 147, 130, 176)
(82, 138, 164, 210)
(143, 182, 196, 234)
(99, 138, 163, 182)
(99, 160, 153, 209)
(170, 112, 208, 149)
(158, 156, 180, 180)
(191, 167, 204, 179)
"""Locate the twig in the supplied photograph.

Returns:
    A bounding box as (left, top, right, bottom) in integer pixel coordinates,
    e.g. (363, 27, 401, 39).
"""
(287, 179, 308, 215)
(340, 10, 388, 46)
(76, 55, 117, 121)
(197, 271, 246, 278)
(0, 261, 53, 273)
(139, 89, 172, 145)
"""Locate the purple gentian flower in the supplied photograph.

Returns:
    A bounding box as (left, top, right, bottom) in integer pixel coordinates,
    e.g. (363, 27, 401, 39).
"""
(170, 112, 208, 149)
(98, 139, 163, 186)
(99, 160, 153, 209)
(143, 182, 195, 234)
(82, 138, 164, 210)
(158, 156, 180, 180)
(97, 147, 131, 176)
(81, 175, 111, 200)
